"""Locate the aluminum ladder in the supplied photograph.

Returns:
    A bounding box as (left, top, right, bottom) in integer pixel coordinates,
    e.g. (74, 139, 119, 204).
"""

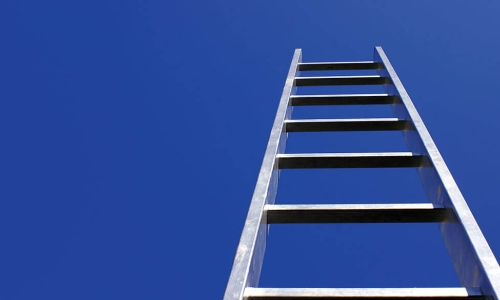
(223, 47, 500, 300)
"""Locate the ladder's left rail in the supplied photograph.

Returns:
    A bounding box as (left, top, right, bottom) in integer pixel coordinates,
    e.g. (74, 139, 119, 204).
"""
(223, 49, 302, 300)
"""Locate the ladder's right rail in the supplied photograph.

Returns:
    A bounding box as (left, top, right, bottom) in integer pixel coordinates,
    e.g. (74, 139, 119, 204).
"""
(374, 46, 500, 299)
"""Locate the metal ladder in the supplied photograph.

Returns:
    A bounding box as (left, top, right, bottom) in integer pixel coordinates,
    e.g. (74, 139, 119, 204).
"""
(223, 47, 500, 300)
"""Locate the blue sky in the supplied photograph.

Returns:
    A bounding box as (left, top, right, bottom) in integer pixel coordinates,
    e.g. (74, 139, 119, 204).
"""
(1, 1, 500, 299)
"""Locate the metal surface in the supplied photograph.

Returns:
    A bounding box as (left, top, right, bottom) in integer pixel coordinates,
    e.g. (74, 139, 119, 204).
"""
(265, 203, 447, 223)
(298, 61, 381, 71)
(285, 118, 408, 132)
(245, 288, 484, 300)
(294, 75, 390, 86)
(225, 47, 500, 300)
(223, 50, 301, 300)
(277, 152, 423, 169)
(290, 94, 399, 106)
(374, 47, 500, 300)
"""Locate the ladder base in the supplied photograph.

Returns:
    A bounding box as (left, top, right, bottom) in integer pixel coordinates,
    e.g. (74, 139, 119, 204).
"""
(244, 288, 484, 300)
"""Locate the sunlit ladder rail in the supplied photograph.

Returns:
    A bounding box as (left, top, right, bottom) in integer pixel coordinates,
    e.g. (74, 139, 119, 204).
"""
(223, 47, 500, 300)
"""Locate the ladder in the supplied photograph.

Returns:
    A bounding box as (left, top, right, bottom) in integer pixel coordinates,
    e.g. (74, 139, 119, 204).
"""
(223, 47, 500, 300)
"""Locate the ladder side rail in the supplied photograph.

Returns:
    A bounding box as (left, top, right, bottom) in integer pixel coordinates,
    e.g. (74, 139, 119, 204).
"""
(223, 49, 302, 300)
(374, 47, 500, 300)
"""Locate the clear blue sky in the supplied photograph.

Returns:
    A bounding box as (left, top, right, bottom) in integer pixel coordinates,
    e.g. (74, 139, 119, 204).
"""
(1, 1, 500, 299)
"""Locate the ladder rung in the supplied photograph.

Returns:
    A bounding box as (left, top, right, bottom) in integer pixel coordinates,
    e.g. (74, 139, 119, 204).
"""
(265, 204, 447, 223)
(294, 75, 390, 86)
(298, 61, 382, 71)
(285, 118, 408, 132)
(290, 94, 399, 106)
(244, 288, 484, 300)
(277, 153, 423, 169)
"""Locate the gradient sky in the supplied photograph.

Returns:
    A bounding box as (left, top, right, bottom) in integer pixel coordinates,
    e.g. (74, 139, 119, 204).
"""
(1, 1, 500, 299)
